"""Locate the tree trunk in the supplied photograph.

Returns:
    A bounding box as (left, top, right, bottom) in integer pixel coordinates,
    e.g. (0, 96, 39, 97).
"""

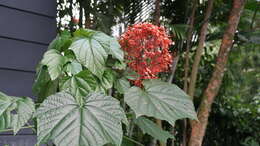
(188, 0, 214, 98)
(183, 0, 197, 93)
(154, 0, 161, 25)
(69, 0, 74, 32)
(188, 0, 246, 145)
(57, 0, 62, 31)
(84, 0, 92, 28)
(79, 0, 83, 28)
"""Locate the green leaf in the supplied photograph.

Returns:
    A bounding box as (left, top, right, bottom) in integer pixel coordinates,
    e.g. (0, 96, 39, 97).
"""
(64, 49, 77, 60)
(100, 69, 115, 89)
(73, 28, 95, 37)
(114, 77, 130, 94)
(48, 30, 72, 51)
(106, 136, 144, 146)
(0, 92, 35, 134)
(0, 92, 13, 116)
(108, 38, 124, 61)
(33, 65, 58, 103)
(12, 97, 35, 134)
(168, 24, 189, 40)
(36, 92, 126, 146)
(41, 49, 67, 80)
(90, 30, 124, 61)
(70, 29, 124, 77)
(121, 136, 144, 146)
(65, 61, 83, 75)
(125, 80, 197, 125)
(135, 117, 174, 143)
(124, 69, 140, 80)
(113, 61, 127, 70)
(59, 70, 97, 100)
(0, 92, 13, 130)
(0, 112, 11, 130)
(70, 35, 107, 77)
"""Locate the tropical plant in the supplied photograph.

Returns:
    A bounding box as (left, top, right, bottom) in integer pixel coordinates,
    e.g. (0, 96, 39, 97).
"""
(0, 25, 197, 146)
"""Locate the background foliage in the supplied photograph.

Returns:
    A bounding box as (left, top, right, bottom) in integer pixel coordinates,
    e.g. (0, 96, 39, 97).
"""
(0, 0, 259, 146)
(55, 0, 260, 145)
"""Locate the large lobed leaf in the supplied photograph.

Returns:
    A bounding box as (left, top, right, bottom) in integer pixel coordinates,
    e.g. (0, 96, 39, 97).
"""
(0, 92, 13, 116)
(0, 112, 11, 131)
(64, 60, 83, 75)
(59, 70, 98, 101)
(35, 91, 127, 146)
(83, 30, 124, 62)
(48, 30, 72, 52)
(135, 117, 174, 143)
(41, 49, 67, 80)
(0, 92, 13, 131)
(114, 77, 130, 94)
(12, 97, 35, 134)
(100, 69, 116, 90)
(70, 37, 107, 77)
(0, 92, 35, 134)
(33, 65, 58, 103)
(125, 80, 197, 125)
(121, 136, 144, 146)
(70, 29, 124, 77)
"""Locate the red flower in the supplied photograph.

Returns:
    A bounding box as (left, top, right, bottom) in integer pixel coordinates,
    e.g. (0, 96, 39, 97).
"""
(72, 17, 79, 24)
(119, 23, 173, 86)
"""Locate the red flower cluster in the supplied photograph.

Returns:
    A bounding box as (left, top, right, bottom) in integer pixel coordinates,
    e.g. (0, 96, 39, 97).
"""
(119, 23, 173, 86)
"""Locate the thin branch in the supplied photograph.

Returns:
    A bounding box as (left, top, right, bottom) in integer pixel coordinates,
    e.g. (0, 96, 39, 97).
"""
(168, 54, 180, 83)
(188, 0, 214, 98)
(184, 0, 198, 93)
(154, 0, 161, 25)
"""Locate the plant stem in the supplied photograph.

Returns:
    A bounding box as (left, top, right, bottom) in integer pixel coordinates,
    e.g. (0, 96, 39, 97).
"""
(168, 54, 180, 83)
(127, 118, 135, 138)
(155, 119, 166, 146)
(0, 125, 34, 133)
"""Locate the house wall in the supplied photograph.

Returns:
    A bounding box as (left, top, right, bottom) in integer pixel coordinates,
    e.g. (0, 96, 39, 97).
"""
(0, 1, 56, 145)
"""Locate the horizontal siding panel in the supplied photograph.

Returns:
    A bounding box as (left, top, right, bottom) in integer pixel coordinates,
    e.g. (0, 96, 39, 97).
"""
(0, 0, 56, 143)
(0, 128, 34, 135)
(0, 38, 47, 71)
(0, 6, 56, 44)
(0, 0, 56, 17)
(0, 69, 35, 98)
(0, 135, 36, 146)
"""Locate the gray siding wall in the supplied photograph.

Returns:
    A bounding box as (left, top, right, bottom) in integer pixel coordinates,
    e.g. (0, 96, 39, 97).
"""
(0, 1, 56, 145)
